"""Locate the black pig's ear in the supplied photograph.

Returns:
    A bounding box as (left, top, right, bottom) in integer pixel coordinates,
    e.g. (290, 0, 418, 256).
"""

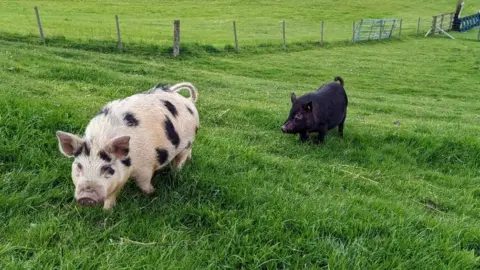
(303, 101, 313, 112)
(290, 93, 297, 104)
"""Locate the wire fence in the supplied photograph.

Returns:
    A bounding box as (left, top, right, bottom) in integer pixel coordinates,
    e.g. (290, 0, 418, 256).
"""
(2, 6, 479, 57)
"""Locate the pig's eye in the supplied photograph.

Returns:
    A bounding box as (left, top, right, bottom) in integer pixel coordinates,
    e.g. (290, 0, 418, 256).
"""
(77, 163, 83, 170)
(101, 165, 115, 175)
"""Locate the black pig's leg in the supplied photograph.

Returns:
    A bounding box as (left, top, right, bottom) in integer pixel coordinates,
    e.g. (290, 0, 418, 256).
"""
(315, 125, 328, 144)
(299, 132, 309, 142)
(338, 115, 346, 138)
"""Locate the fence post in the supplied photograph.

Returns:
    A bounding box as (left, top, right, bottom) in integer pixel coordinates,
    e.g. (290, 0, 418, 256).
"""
(478, 23, 480, 40)
(320, 21, 324, 45)
(379, 19, 383, 39)
(233, 21, 239, 52)
(352, 20, 356, 42)
(34, 6, 45, 44)
(115, 15, 123, 51)
(398, 19, 403, 38)
(440, 14, 445, 30)
(416, 17, 421, 36)
(173, 20, 180, 57)
(282, 20, 286, 50)
(452, 0, 464, 31)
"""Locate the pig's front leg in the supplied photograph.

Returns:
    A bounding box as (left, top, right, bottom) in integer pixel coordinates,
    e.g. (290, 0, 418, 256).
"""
(299, 132, 309, 142)
(104, 195, 117, 210)
(315, 125, 328, 144)
(103, 185, 123, 210)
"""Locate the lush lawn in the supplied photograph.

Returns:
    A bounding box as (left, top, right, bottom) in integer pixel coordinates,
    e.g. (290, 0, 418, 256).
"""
(1, 0, 480, 269)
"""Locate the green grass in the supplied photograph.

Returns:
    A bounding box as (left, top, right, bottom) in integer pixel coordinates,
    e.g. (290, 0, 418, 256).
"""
(1, 1, 480, 269)
(2, 0, 479, 47)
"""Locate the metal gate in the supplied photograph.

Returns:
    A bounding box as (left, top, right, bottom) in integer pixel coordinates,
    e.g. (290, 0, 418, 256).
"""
(353, 19, 398, 42)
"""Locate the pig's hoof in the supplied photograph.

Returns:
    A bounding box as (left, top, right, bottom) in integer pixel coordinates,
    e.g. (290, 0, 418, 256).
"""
(103, 201, 116, 210)
(141, 185, 156, 195)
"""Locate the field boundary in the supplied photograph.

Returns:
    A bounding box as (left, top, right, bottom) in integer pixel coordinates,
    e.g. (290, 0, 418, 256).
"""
(1, 5, 479, 58)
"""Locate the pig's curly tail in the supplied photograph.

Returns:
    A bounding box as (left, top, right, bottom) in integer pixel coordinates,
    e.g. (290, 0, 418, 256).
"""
(146, 82, 198, 103)
(334, 76, 344, 86)
(166, 82, 198, 103)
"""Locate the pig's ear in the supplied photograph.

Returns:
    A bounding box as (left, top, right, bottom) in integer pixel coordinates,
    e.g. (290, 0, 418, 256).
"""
(290, 93, 297, 104)
(105, 136, 130, 159)
(56, 131, 84, 157)
(303, 101, 313, 112)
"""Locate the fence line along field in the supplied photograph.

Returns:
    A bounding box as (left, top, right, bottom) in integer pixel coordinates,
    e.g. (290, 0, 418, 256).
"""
(1, 0, 479, 51)
(1, 0, 480, 269)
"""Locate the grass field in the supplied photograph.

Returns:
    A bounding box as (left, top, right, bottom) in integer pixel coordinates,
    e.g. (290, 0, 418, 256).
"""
(1, 1, 480, 269)
(1, 0, 479, 47)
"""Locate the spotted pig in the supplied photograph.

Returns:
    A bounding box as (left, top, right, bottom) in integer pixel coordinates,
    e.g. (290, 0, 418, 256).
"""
(55, 82, 200, 209)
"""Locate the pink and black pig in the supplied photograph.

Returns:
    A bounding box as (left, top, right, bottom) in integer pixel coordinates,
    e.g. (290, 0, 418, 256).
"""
(55, 82, 200, 209)
(281, 76, 348, 143)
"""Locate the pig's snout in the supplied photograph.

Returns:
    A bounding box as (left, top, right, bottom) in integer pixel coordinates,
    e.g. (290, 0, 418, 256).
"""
(77, 197, 98, 207)
(281, 121, 293, 133)
(75, 187, 103, 207)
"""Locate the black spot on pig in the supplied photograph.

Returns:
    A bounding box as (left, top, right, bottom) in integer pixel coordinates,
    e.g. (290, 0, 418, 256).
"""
(74, 142, 90, 157)
(96, 106, 109, 116)
(155, 83, 170, 90)
(73, 147, 83, 157)
(99, 151, 112, 162)
(163, 101, 178, 117)
(156, 148, 169, 164)
(74, 147, 82, 157)
(83, 142, 90, 156)
(165, 117, 180, 148)
(121, 157, 131, 167)
(281, 76, 348, 144)
(186, 105, 194, 115)
(101, 165, 115, 175)
(124, 112, 139, 127)
(120, 148, 130, 157)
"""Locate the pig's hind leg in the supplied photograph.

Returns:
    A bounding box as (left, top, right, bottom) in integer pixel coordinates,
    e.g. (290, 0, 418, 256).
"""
(173, 148, 192, 169)
(338, 114, 346, 138)
(134, 168, 156, 195)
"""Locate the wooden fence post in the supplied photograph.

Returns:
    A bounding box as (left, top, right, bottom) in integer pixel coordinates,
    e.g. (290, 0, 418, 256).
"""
(173, 20, 180, 57)
(440, 14, 445, 30)
(398, 19, 403, 38)
(115, 15, 123, 51)
(379, 19, 384, 39)
(320, 21, 324, 45)
(417, 17, 421, 36)
(282, 20, 286, 50)
(452, 1, 464, 31)
(233, 21, 239, 52)
(478, 23, 480, 40)
(352, 20, 356, 42)
(34, 6, 45, 44)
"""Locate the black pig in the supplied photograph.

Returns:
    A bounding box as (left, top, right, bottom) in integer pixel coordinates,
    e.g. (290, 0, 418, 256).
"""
(281, 76, 348, 143)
